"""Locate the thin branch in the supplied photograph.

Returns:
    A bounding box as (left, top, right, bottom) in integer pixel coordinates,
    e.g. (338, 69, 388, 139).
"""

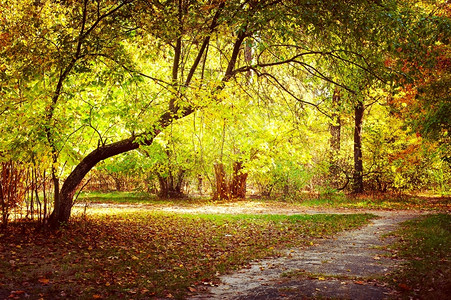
(252, 69, 332, 118)
(184, 2, 225, 87)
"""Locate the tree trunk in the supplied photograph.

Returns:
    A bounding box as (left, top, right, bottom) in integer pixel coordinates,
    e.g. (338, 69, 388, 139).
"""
(49, 136, 152, 227)
(157, 174, 169, 198)
(353, 100, 364, 194)
(329, 88, 341, 187)
(214, 162, 247, 200)
(230, 161, 248, 199)
(157, 169, 185, 198)
(214, 163, 229, 200)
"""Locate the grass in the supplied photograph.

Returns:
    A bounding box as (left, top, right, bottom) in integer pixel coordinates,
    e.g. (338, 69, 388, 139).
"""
(386, 214, 451, 299)
(76, 191, 157, 204)
(273, 192, 451, 211)
(0, 210, 374, 299)
(76, 191, 451, 211)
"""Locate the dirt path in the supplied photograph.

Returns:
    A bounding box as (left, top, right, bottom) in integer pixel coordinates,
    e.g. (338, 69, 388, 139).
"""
(190, 211, 421, 300)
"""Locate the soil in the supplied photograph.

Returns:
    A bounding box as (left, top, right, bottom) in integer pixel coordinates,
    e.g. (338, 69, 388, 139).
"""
(189, 211, 422, 300)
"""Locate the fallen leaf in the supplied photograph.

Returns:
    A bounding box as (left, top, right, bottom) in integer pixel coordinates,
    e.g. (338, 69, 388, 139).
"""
(355, 281, 365, 285)
(188, 287, 196, 292)
(10, 291, 26, 295)
(398, 283, 411, 291)
(38, 278, 49, 285)
(140, 288, 150, 294)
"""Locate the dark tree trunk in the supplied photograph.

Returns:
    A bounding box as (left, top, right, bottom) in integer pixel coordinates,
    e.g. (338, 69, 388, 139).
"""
(49, 136, 153, 227)
(157, 169, 185, 198)
(353, 100, 364, 194)
(329, 88, 341, 187)
(157, 174, 169, 198)
(113, 176, 124, 192)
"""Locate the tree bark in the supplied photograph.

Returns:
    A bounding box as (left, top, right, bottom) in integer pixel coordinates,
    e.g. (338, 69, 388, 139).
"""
(157, 169, 185, 198)
(329, 88, 341, 187)
(353, 100, 364, 194)
(230, 161, 248, 199)
(214, 163, 229, 200)
(49, 135, 154, 227)
(214, 162, 248, 200)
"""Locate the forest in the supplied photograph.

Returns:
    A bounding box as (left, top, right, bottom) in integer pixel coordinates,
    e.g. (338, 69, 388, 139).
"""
(0, 0, 450, 299)
(1, 0, 450, 226)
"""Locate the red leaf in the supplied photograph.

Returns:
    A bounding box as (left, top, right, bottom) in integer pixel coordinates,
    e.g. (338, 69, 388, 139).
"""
(398, 283, 411, 291)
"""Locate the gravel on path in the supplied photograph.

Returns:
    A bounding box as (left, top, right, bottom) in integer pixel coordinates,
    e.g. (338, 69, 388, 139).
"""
(190, 211, 421, 300)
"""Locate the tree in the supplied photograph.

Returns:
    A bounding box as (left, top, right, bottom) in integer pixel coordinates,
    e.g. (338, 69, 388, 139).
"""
(3, 0, 442, 226)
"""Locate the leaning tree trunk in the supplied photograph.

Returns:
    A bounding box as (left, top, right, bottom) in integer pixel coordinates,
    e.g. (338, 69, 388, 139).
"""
(49, 135, 153, 227)
(353, 100, 364, 194)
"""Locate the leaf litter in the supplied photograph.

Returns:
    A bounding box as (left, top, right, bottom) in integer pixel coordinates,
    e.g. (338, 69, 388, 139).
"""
(190, 211, 424, 300)
(0, 208, 374, 299)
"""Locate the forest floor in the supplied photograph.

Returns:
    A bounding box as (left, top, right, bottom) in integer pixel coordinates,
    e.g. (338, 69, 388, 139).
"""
(189, 210, 417, 300)
(1, 195, 450, 299)
(77, 199, 450, 299)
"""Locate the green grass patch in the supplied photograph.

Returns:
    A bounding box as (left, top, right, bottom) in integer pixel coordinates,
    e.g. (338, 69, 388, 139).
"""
(290, 193, 451, 211)
(0, 211, 374, 299)
(76, 191, 156, 204)
(76, 191, 214, 206)
(386, 214, 451, 298)
(76, 191, 451, 211)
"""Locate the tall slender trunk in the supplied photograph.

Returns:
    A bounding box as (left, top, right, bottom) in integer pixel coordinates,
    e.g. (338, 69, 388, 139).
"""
(353, 100, 364, 194)
(329, 88, 341, 186)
